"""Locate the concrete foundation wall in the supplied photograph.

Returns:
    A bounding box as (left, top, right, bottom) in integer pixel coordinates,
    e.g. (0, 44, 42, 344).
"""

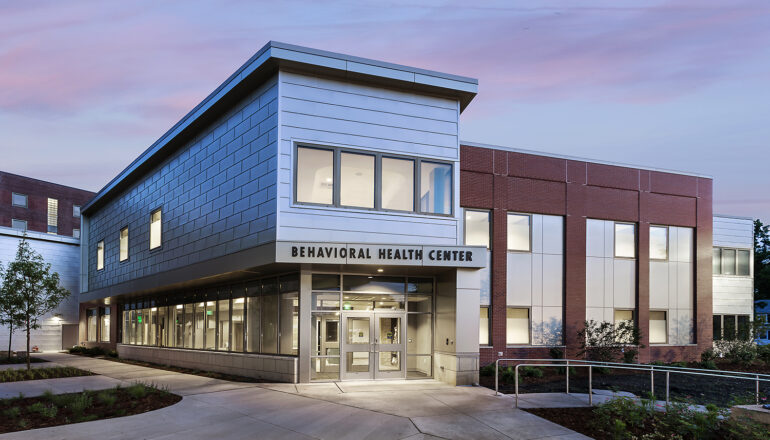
(118, 344, 297, 383)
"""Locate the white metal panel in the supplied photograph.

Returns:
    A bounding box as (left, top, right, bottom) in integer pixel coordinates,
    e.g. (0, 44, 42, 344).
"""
(531, 253, 543, 307)
(586, 219, 605, 257)
(677, 262, 693, 309)
(613, 259, 635, 309)
(604, 258, 614, 309)
(676, 309, 694, 345)
(585, 257, 605, 308)
(531, 214, 543, 254)
(604, 221, 615, 257)
(713, 216, 753, 249)
(677, 227, 693, 263)
(542, 307, 563, 345)
(542, 255, 563, 307)
(586, 307, 604, 323)
(542, 215, 564, 255)
(531, 306, 543, 346)
(649, 261, 669, 309)
(603, 308, 615, 323)
(507, 252, 533, 306)
(668, 227, 679, 263)
(668, 262, 678, 312)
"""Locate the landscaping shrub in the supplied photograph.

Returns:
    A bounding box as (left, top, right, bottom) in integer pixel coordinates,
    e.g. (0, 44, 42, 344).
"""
(699, 359, 718, 370)
(107, 350, 118, 358)
(126, 384, 147, 399)
(701, 348, 716, 362)
(578, 319, 644, 363)
(68, 346, 86, 354)
(715, 340, 757, 366)
(0, 366, 92, 383)
(757, 344, 770, 366)
(519, 366, 544, 379)
(549, 347, 564, 360)
(479, 364, 496, 377)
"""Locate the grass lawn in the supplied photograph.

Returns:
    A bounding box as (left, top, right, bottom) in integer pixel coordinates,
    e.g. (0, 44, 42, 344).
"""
(0, 367, 93, 383)
(0, 384, 181, 433)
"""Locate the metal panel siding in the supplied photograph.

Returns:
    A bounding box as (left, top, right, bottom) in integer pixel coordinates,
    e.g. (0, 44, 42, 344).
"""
(85, 78, 279, 291)
(277, 71, 461, 245)
(713, 216, 753, 249)
(712, 216, 753, 316)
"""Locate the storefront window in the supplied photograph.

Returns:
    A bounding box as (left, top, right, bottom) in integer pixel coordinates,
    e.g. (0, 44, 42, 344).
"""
(157, 306, 167, 347)
(232, 297, 244, 352)
(279, 275, 299, 355)
(194, 303, 204, 349)
(262, 279, 279, 354)
(204, 301, 216, 350)
(184, 303, 193, 348)
(218, 299, 230, 351)
(479, 307, 490, 346)
(100, 307, 110, 343)
(87, 309, 97, 342)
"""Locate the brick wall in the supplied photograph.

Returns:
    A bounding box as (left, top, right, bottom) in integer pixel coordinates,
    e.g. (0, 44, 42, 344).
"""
(86, 76, 279, 292)
(460, 145, 713, 365)
(0, 172, 94, 237)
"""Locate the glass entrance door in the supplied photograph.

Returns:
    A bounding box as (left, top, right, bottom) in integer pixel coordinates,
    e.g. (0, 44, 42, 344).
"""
(341, 311, 405, 380)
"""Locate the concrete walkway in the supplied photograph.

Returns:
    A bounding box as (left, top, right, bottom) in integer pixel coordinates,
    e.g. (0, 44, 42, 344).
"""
(0, 353, 592, 440)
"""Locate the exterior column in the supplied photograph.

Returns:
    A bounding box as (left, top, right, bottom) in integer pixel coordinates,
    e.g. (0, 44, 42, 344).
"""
(298, 269, 312, 383)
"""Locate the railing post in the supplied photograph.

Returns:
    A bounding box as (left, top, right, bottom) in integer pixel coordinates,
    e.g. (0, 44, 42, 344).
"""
(650, 366, 655, 400)
(566, 359, 570, 394)
(756, 375, 760, 405)
(515, 365, 520, 408)
(666, 371, 670, 407)
(495, 359, 499, 396)
(588, 365, 593, 406)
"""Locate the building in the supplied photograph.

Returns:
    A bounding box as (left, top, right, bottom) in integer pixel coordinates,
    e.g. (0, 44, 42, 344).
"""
(78, 41, 721, 384)
(0, 172, 94, 351)
(756, 300, 770, 345)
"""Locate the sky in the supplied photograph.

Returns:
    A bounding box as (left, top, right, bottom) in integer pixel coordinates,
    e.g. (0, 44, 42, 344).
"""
(1, 0, 769, 220)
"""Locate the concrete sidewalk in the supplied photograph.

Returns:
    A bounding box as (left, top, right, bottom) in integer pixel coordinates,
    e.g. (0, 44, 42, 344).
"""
(0, 353, 593, 440)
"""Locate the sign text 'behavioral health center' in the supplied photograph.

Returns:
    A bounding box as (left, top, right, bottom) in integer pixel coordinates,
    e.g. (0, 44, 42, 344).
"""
(275, 242, 487, 268)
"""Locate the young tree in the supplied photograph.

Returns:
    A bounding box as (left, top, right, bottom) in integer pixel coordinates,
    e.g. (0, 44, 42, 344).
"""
(1, 237, 70, 369)
(755, 219, 770, 301)
(0, 262, 24, 359)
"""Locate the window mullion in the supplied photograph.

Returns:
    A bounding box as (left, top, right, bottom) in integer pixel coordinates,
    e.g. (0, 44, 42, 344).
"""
(333, 149, 341, 207)
(375, 153, 382, 210)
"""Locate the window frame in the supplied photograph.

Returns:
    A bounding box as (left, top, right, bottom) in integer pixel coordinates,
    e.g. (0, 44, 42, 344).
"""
(649, 225, 669, 261)
(506, 212, 532, 252)
(11, 192, 27, 208)
(464, 209, 491, 249)
(713, 247, 752, 277)
(73, 228, 80, 239)
(149, 207, 162, 250)
(613, 222, 637, 259)
(505, 306, 531, 346)
(96, 240, 105, 271)
(119, 226, 129, 262)
(479, 306, 491, 346)
(47, 198, 58, 234)
(292, 143, 452, 217)
(11, 219, 27, 231)
(649, 310, 668, 344)
(73, 205, 81, 218)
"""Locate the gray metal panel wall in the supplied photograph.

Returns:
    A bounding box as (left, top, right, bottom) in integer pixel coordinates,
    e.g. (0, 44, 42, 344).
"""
(712, 216, 753, 316)
(85, 77, 279, 292)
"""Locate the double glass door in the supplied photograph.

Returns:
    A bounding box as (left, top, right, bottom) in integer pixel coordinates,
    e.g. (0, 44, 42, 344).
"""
(342, 312, 405, 380)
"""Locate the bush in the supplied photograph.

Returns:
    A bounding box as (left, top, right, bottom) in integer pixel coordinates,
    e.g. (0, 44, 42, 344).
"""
(126, 384, 148, 399)
(699, 359, 718, 370)
(2, 407, 20, 419)
(701, 348, 716, 362)
(68, 345, 86, 354)
(549, 347, 564, 359)
(107, 350, 118, 358)
(578, 319, 644, 363)
(519, 366, 544, 379)
(479, 364, 497, 377)
(715, 340, 757, 366)
(68, 393, 93, 417)
(757, 344, 770, 366)
(97, 390, 117, 406)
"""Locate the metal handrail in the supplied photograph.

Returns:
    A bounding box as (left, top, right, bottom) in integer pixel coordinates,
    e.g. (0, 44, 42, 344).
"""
(492, 358, 770, 408)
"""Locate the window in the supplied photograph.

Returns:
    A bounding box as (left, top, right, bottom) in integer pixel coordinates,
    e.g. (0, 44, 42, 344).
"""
(340, 152, 375, 208)
(11, 219, 27, 231)
(480, 307, 490, 345)
(382, 157, 414, 211)
(713, 315, 722, 341)
(649, 226, 668, 260)
(150, 209, 161, 249)
(218, 299, 230, 351)
(614, 223, 636, 258)
(295, 145, 452, 215)
(73, 228, 80, 239)
(47, 198, 58, 234)
(738, 315, 750, 340)
(723, 315, 736, 341)
(420, 162, 452, 214)
(73, 205, 81, 218)
(649, 311, 667, 344)
(96, 241, 104, 271)
(715, 315, 752, 341)
(614, 310, 634, 343)
(100, 307, 110, 342)
(506, 307, 530, 345)
(507, 214, 531, 251)
(11, 193, 27, 208)
(722, 249, 736, 275)
(465, 210, 490, 248)
(736, 250, 750, 276)
(713, 247, 751, 276)
(87, 309, 97, 342)
(120, 227, 129, 261)
(713, 248, 721, 274)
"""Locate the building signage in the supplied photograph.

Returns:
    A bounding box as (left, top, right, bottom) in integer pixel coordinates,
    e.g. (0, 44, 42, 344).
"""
(275, 241, 487, 268)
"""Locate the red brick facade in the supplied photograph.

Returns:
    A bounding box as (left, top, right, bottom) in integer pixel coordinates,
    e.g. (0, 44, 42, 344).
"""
(0, 171, 94, 237)
(460, 145, 713, 365)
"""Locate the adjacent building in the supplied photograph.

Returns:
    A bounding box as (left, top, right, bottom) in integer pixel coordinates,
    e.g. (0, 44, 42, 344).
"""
(0, 172, 94, 351)
(712, 215, 755, 341)
(73, 41, 744, 384)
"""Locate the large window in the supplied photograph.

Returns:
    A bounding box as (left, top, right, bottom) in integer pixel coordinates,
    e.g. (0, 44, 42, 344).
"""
(507, 213, 531, 251)
(340, 152, 374, 208)
(96, 241, 104, 271)
(465, 210, 490, 248)
(381, 157, 414, 211)
(649, 311, 667, 344)
(119, 227, 129, 261)
(649, 226, 668, 260)
(150, 209, 162, 249)
(506, 307, 530, 345)
(47, 198, 58, 234)
(87, 309, 97, 342)
(480, 307, 490, 345)
(11, 219, 27, 231)
(100, 307, 110, 342)
(614, 309, 634, 343)
(713, 314, 752, 341)
(713, 247, 750, 276)
(295, 145, 451, 215)
(11, 193, 27, 208)
(614, 223, 636, 258)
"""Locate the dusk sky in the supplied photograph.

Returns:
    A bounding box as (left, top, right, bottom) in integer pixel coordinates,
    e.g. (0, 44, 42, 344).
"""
(2, 0, 768, 220)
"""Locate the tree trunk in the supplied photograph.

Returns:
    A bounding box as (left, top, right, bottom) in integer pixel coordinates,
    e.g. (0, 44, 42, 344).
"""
(7, 324, 12, 360)
(26, 318, 30, 371)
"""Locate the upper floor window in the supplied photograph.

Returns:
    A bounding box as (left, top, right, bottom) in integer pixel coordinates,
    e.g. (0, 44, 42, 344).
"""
(97, 241, 104, 271)
(11, 219, 27, 231)
(150, 209, 162, 249)
(47, 198, 58, 234)
(120, 227, 129, 261)
(73, 228, 80, 239)
(73, 205, 81, 218)
(464, 209, 490, 248)
(295, 145, 452, 215)
(507, 213, 531, 252)
(614, 222, 636, 258)
(713, 247, 750, 276)
(11, 193, 27, 208)
(649, 226, 668, 260)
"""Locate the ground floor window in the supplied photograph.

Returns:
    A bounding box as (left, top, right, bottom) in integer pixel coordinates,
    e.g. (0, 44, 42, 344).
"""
(99, 307, 110, 342)
(649, 311, 667, 344)
(713, 314, 752, 341)
(86, 308, 97, 342)
(120, 274, 299, 356)
(506, 307, 530, 345)
(614, 309, 634, 343)
(480, 307, 490, 346)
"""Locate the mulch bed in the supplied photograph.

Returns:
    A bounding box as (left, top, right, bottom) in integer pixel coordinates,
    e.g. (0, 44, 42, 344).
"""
(105, 357, 269, 383)
(0, 356, 47, 365)
(0, 387, 181, 434)
(0, 367, 94, 383)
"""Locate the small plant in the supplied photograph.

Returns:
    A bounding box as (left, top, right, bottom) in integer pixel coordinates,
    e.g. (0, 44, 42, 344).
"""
(519, 366, 544, 379)
(97, 390, 117, 406)
(2, 406, 21, 419)
(17, 419, 28, 429)
(548, 347, 564, 359)
(479, 364, 497, 377)
(715, 339, 757, 366)
(701, 348, 716, 362)
(699, 359, 718, 370)
(68, 393, 93, 417)
(126, 384, 148, 399)
(107, 349, 118, 358)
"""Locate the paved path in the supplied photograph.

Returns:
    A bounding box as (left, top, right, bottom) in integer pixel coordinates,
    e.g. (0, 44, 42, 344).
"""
(0, 353, 592, 440)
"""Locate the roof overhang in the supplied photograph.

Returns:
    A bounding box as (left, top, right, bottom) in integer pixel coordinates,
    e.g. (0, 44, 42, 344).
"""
(82, 41, 478, 214)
